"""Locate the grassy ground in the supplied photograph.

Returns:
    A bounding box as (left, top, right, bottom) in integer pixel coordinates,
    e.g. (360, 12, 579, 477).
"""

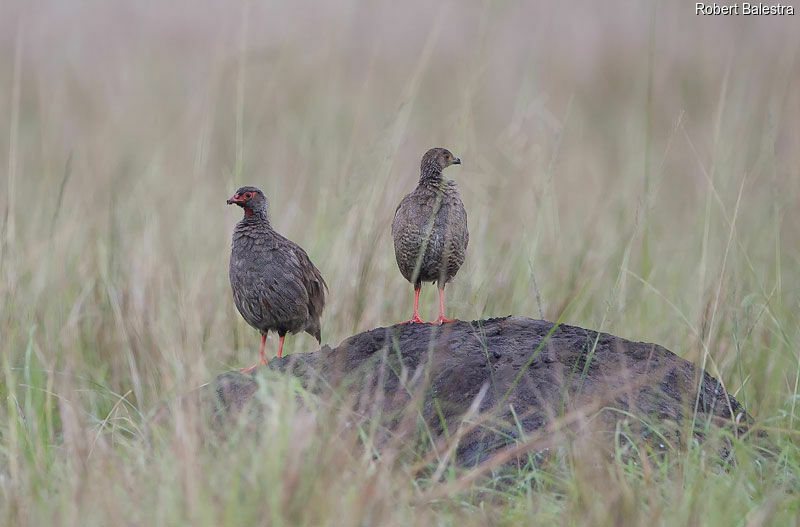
(1, 1, 799, 524)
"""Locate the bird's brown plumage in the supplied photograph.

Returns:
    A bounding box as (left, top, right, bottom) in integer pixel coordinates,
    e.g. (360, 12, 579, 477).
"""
(392, 148, 467, 324)
(392, 148, 468, 289)
(228, 186, 326, 359)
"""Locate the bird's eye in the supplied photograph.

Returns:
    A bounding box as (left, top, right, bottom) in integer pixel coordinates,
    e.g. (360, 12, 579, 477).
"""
(244, 192, 252, 199)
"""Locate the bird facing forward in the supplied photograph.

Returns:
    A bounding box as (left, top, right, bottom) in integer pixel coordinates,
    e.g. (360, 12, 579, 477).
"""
(227, 186, 326, 372)
(391, 148, 468, 324)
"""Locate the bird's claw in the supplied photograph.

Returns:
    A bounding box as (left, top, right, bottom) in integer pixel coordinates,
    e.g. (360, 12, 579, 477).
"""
(240, 358, 268, 374)
(240, 363, 259, 374)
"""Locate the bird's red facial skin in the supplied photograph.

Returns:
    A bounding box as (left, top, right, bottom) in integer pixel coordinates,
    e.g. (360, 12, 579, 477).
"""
(229, 192, 253, 204)
(244, 208, 253, 218)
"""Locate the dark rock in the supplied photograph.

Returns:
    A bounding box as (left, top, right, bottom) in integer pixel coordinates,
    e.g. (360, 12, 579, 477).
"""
(207, 316, 753, 465)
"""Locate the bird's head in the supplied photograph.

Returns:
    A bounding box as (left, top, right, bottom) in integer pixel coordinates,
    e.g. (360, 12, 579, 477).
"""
(420, 147, 461, 177)
(227, 186, 268, 219)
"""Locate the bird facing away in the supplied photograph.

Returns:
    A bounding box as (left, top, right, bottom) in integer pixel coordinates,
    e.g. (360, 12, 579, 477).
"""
(227, 186, 326, 372)
(392, 148, 468, 324)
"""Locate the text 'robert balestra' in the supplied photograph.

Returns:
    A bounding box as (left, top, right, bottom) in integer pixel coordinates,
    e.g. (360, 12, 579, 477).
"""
(696, 3, 795, 14)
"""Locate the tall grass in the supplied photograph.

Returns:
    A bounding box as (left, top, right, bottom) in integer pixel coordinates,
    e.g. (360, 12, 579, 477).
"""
(1, 1, 799, 524)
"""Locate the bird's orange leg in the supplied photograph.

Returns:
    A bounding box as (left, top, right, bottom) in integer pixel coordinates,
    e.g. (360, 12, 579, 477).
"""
(276, 335, 285, 358)
(431, 288, 456, 325)
(399, 286, 425, 324)
(259, 334, 269, 363)
(241, 334, 269, 374)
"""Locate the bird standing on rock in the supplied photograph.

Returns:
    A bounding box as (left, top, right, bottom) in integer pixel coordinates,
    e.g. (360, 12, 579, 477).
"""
(392, 148, 468, 325)
(227, 186, 326, 373)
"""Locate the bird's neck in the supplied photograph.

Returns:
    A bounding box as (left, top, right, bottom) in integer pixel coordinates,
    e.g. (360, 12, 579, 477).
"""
(241, 208, 270, 227)
(419, 165, 443, 184)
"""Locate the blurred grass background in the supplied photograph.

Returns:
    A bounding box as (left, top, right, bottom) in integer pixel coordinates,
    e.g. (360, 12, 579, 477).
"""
(1, 0, 799, 524)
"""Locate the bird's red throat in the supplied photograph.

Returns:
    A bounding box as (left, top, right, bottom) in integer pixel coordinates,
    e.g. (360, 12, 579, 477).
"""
(244, 208, 253, 218)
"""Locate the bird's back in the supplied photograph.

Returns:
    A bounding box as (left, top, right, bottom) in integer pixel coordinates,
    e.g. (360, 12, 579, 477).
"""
(392, 180, 468, 286)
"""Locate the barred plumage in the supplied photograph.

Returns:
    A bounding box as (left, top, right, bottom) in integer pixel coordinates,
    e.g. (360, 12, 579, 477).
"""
(392, 148, 468, 324)
(228, 186, 326, 370)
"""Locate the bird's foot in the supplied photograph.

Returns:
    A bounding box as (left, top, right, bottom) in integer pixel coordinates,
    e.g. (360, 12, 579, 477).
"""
(240, 358, 268, 374)
(430, 316, 457, 325)
(399, 314, 426, 325)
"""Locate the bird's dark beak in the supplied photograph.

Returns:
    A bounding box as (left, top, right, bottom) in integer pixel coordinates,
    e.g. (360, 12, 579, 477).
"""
(227, 194, 243, 205)
(453, 158, 461, 165)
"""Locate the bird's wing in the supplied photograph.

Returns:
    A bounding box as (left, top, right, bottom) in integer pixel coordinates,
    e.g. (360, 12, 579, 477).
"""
(249, 243, 312, 323)
(392, 188, 435, 237)
(286, 240, 327, 323)
(451, 189, 468, 251)
(391, 193, 412, 238)
(436, 184, 469, 280)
